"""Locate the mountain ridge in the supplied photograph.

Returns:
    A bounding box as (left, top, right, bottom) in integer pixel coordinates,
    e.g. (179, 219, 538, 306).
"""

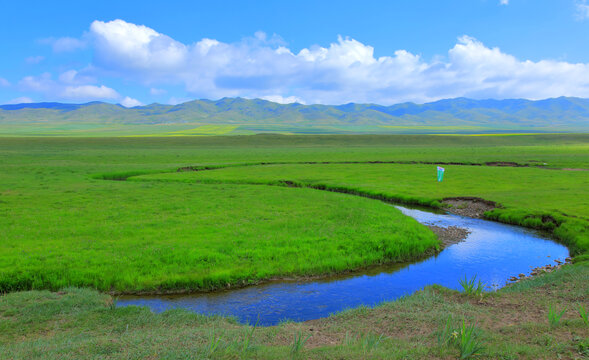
(1, 96, 589, 129)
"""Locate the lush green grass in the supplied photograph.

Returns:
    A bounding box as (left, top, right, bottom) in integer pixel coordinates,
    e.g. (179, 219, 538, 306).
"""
(0, 134, 588, 358)
(0, 123, 578, 136)
(136, 162, 589, 254)
(0, 181, 437, 293)
(139, 163, 589, 218)
(1, 134, 587, 294)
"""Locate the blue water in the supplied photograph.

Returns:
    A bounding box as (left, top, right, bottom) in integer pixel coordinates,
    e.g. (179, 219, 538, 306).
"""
(117, 206, 569, 326)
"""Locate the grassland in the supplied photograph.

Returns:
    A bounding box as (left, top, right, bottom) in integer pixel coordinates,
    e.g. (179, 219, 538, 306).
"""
(136, 162, 589, 254)
(0, 182, 438, 292)
(0, 134, 588, 358)
(0, 123, 577, 136)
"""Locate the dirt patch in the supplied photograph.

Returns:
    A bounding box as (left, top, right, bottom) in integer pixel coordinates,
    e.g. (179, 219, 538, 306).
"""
(485, 161, 528, 167)
(442, 197, 497, 219)
(538, 166, 589, 171)
(428, 225, 471, 248)
(561, 168, 589, 171)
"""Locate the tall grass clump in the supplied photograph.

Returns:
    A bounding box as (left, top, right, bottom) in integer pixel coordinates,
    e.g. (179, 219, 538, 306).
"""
(547, 304, 566, 328)
(290, 331, 311, 359)
(205, 328, 225, 357)
(437, 316, 485, 359)
(459, 275, 485, 297)
(359, 333, 386, 355)
(578, 304, 588, 326)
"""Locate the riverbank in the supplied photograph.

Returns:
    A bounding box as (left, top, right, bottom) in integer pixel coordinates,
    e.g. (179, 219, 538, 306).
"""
(1, 262, 587, 359)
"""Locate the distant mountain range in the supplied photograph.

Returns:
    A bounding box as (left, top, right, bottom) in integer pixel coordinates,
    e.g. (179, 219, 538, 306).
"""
(1, 97, 589, 129)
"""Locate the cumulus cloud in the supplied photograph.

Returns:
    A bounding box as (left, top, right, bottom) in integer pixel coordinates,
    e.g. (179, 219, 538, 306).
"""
(79, 19, 589, 105)
(120, 96, 143, 107)
(90, 19, 187, 73)
(499, 0, 509, 5)
(17, 19, 589, 105)
(0, 78, 10, 87)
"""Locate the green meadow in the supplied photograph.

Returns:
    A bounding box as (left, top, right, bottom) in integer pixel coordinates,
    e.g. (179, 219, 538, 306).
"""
(0, 122, 575, 137)
(0, 133, 588, 358)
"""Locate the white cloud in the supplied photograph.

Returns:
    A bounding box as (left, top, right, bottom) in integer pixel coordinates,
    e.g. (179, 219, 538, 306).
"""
(58, 69, 96, 85)
(19, 73, 119, 101)
(120, 96, 143, 107)
(41, 36, 87, 52)
(576, 0, 589, 19)
(25, 56, 45, 64)
(17, 19, 589, 105)
(0, 78, 10, 87)
(5, 97, 34, 104)
(260, 95, 305, 104)
(81, 19, 589, 105)
(90, 19, 187, 72)
(61, 85, 119, 99)
(499, 0, 509, 5)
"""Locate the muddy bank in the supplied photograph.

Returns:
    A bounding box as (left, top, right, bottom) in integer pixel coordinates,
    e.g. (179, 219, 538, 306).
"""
(176, 160, 537, 173)
(427, 225, 471, 248)
(442, 197, 497, 219)
(507, 256, 573, 284)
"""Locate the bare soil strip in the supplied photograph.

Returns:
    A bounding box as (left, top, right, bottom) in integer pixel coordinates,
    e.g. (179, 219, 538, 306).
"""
(441, 197, 497, 218)
(427, 225, 471, 247)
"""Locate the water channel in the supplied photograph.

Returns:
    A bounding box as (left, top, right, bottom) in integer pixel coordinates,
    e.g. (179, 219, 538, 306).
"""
(117, 206, 569, 326)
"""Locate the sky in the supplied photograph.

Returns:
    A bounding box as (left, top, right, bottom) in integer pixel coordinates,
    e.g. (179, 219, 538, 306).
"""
(2, 0, 589, 106)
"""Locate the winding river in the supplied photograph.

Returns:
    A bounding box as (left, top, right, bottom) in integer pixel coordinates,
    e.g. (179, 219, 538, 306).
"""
(117, 206, 569, 326)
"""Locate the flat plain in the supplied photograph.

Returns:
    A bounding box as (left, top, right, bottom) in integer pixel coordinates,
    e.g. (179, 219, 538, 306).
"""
(0, 134, 588, 359)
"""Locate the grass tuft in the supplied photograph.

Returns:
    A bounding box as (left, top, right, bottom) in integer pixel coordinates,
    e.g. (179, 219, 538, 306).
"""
(458, 274, 485, 297)
(547, 304, 567, 328)
(290, 331, 311, 358)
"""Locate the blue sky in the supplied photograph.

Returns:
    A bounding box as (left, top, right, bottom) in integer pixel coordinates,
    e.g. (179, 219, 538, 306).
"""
(2, 0, 589, 106)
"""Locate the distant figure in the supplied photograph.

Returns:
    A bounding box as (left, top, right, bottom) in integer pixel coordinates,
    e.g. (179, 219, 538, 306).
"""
(437, 166, 445, 182)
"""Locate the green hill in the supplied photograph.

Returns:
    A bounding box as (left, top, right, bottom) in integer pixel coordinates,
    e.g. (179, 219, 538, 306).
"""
(1, 97, 588, 135)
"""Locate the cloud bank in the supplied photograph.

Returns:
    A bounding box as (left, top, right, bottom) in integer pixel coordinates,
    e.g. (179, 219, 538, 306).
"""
(11, 19, 589, 105)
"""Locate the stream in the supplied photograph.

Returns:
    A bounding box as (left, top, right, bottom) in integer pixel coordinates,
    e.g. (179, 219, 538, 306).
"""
(117, 206, 569, 326)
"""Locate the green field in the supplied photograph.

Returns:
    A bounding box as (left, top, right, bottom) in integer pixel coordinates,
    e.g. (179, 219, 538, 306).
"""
(0, 123, 577, 137)
(1, 134, 588, 358)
